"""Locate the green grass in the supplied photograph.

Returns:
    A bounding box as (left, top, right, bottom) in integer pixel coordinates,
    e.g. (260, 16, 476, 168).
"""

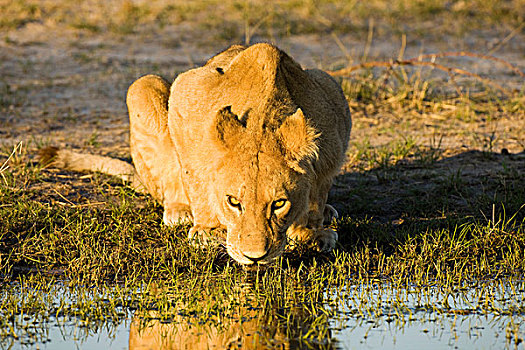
(1, 139, 524, 284)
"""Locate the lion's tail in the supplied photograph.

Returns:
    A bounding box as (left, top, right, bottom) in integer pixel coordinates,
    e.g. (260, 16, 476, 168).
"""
(39, 147, 145, 193)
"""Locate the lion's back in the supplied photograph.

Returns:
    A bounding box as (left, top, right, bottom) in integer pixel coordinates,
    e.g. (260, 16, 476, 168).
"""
(168, 44, 351, 179)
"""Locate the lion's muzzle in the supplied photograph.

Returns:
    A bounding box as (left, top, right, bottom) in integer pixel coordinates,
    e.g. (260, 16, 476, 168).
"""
(239, 234, 270, 263)
(226, 228, 284, 266)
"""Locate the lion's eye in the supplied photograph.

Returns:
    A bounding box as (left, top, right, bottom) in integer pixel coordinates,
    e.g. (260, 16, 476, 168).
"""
(227, 195, 242, 209)
(272, 199, 287, 211)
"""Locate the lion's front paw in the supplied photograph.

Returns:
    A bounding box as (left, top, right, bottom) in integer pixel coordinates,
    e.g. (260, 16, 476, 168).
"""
(163, 204, 193, 226)
(287, 226, 338, 252)
(188, 226, 226, 248)
(311, 228, 338, 252)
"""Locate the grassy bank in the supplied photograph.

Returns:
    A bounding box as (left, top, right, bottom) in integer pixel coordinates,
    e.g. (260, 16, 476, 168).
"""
(1, 133, 524, 284)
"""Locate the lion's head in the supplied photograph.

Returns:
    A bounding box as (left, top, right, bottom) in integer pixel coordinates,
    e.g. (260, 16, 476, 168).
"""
(212, 106, 319, 265)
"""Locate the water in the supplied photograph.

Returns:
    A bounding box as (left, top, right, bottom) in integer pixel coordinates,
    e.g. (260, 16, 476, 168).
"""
(22, 323, 130, 350)
(4, 311, 520, 349)
(1, 279, 523, 349)
(331, 282, 524, 349)
(333, 308, 521, 349)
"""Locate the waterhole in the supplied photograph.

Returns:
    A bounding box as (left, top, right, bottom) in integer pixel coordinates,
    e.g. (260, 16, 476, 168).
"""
(2, 278, 523, 349)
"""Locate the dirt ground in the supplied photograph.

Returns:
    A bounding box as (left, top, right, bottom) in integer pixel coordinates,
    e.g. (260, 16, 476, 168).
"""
(1, 1, 524, 221)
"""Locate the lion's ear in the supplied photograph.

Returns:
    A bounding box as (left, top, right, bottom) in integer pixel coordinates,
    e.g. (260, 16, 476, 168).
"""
(215, 106, 247, 147)
(278, 108, 319, 172)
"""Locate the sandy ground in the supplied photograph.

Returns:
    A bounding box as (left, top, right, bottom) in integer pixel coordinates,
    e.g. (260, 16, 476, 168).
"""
(1, 17, 524, 152)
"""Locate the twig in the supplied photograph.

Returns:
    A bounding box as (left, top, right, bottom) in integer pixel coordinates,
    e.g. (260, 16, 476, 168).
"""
(244, 13, 271, 45)
(407, 51, 525, 78)
(487, 22, 525, 56)
(362, 18, 374, 63)
(331, 32, 354, 66)
(398, 34, 407, 61)
(0, 141, 23, 184)
(53, 188, 76, 206)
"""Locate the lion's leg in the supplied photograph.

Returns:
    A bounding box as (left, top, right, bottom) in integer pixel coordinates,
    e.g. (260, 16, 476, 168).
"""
(127, 75, 192, 226)
(286, 177, 338, 252)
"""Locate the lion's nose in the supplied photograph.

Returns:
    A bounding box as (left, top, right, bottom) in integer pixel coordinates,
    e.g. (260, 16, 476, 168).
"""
(241, 237, 270, 263)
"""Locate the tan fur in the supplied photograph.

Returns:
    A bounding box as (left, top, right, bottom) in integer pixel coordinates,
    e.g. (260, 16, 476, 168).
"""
(44, 44, 351, 266)
(39, 146, 145, 191)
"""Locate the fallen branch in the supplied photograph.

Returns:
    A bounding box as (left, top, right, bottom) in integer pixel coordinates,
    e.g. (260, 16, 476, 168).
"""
(327, 51, 524, 96)
(406, 51, 525, 78)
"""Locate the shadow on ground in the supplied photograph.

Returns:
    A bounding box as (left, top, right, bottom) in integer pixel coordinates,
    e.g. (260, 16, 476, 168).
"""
(331, 149, 524, 222)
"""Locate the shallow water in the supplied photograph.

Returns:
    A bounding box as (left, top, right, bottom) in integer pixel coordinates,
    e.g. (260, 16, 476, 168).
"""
(333, 304, 523, 349)
(16, 323, 130, 350)
(2, 279, 523, 349)
(332, 281, 525, 349)
(4, 312, 522, 350)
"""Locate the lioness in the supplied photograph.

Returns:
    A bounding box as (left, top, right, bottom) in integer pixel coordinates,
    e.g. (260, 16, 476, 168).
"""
(43, 44, 351, 266)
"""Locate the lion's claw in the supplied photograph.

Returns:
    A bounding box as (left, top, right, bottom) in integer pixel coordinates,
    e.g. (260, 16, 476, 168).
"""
(323, 204, 339, 225)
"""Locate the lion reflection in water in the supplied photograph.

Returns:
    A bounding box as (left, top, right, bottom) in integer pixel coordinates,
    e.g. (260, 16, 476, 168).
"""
(128, 286, 333, 349)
